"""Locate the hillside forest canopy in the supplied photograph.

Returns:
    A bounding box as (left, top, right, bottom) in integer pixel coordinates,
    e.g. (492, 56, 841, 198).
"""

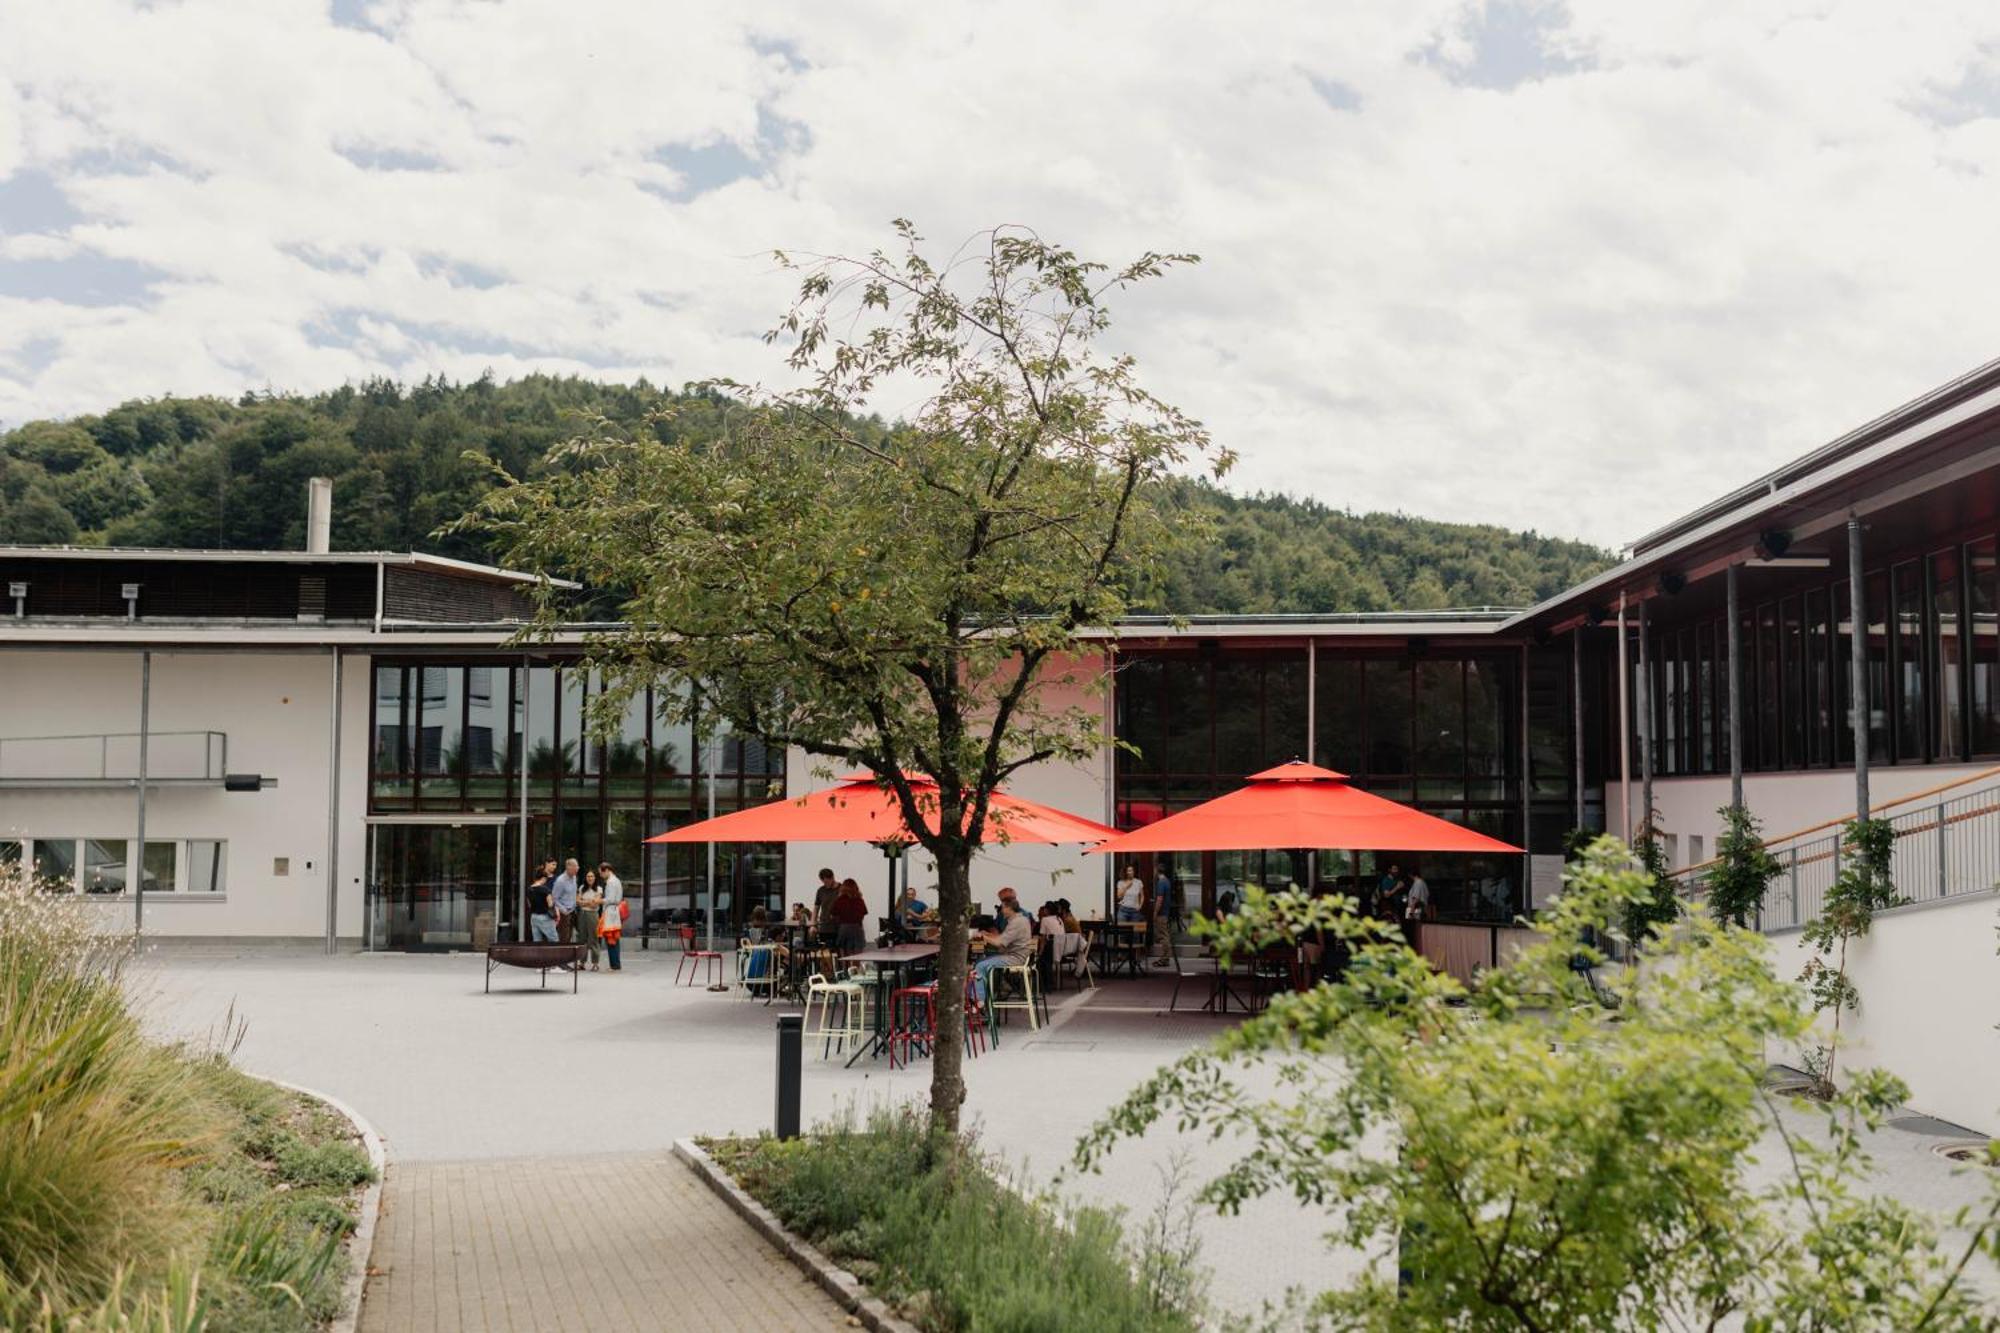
(0, 375, 1611, 614)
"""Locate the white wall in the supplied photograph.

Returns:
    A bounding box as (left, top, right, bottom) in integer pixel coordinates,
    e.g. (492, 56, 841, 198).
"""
(781, 652, 1113, 922)
(1648, 762, 1998, 869)
(1769, 892, 2000, 1135)
(0, 648, 371, 942)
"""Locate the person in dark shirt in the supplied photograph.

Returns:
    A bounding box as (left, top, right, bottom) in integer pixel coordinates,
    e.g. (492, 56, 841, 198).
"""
(526, 860, 558, 942)
(828, 878, 870, 953)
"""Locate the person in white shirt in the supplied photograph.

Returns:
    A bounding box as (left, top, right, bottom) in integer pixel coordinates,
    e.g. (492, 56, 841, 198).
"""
(597, 861, 626, 971)
(1404, 873, 1431, 920)
(1037, 902, 1065, 937)
(1115, 865, 1145, 922)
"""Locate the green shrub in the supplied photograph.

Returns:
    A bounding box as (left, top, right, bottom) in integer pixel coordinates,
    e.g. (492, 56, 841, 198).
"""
(716, 1109, 1200, 1333)
(272, 1136, 374, 1190)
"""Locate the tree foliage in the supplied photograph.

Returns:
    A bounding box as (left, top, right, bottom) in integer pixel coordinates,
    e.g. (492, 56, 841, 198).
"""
(1077, 841, 2000, 1330)
(1799, 816, 1902, 1097)
(455, 222, 1227, 1133)
(0, 385, 1609, 614)
(1707, 802, 1783, 928)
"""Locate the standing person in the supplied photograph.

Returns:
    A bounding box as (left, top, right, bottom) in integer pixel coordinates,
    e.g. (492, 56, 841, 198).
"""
(526, 860, 558, 943)
(1155, 863, 1179, 931)
(1149, 867, 1173, 968)
(576, 868, 602, 971)
(1115, 865, 1145, 922)
(812, 867, 840, 929)
(829, 877, 869, 954)
(551, 858, 580, 947)
(597, 861, 625, 972)
(1402, 868, 1431, 951)
(1377, 863, 1406, 923)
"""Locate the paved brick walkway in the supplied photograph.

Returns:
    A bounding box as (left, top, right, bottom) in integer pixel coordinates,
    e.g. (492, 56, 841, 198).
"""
(358, 1153, 851, 1332)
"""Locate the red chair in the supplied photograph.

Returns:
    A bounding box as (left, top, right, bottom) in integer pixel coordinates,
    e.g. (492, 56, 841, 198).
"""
(888, 985, 936, 1069)
(674, 948, 722, 987)
(675, 925, 696, 952)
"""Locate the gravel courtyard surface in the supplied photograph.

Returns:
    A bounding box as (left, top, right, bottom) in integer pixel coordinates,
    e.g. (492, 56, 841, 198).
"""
(132, 942, 1994, 1326)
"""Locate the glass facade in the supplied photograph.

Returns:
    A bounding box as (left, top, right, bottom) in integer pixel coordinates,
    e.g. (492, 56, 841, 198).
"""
(367, 659, 785, 950)
(1648, 530, 2000, 776)
(1115, 644, 1565, 924)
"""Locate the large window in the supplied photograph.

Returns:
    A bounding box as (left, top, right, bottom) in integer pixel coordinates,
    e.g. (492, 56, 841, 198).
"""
(1651, 529, 2000, 774)
(15, 838, 221, 894)
(1121, 645, 1532, 923)
(368, 659, 786, 942)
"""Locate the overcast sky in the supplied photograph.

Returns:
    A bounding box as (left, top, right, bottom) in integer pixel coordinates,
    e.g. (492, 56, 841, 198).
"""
(4, 2, 2000, 548)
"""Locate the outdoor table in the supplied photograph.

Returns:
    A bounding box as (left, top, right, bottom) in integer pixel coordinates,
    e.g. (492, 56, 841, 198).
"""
(1084, 921, 1144, 978)
(1202, 953, 1254, 1015)
(774, 923, 820, 1002)
(837, 943, 941, 1067)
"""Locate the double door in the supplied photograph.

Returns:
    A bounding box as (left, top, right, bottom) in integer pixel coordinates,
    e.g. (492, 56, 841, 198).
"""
(366, 821, 503, 951)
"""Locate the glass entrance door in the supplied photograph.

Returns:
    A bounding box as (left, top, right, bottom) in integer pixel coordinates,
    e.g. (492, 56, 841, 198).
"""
(367, 823, 502, 951)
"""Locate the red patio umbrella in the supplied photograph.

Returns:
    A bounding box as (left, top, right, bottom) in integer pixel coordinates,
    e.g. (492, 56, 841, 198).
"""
(649, 774, 1115, 951)
(1090, 761, 1522, 855)
(646, 774, 1117, 846)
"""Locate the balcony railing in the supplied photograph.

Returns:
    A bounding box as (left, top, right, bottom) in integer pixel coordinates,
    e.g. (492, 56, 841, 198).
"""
(0, 731, 228, 784)
(1672, 765, 2000, 931)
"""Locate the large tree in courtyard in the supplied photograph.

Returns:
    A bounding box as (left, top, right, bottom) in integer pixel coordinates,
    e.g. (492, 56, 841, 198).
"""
(459, 222, 1227, 1131)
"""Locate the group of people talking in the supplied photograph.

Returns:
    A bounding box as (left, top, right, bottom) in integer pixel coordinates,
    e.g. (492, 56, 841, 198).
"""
(524, 857, 627, 970)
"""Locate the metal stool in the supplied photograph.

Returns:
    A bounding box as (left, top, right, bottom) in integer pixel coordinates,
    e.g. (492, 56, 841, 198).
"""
(988, 960, 1046, 1030)
(804, 971, 866, 1057)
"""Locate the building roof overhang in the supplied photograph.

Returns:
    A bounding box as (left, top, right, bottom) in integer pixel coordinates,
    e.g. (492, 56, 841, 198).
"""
(0, 545, 578, 590)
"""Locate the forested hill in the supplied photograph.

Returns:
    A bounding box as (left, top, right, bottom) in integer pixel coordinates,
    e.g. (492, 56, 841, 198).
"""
(0, 376, 1611, 615)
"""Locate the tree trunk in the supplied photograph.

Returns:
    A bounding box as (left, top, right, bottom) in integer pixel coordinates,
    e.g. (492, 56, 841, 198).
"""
(929, 841, 972, 1136)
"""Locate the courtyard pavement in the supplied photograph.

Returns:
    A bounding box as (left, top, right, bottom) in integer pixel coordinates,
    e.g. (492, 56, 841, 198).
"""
(128, 941, 1996, 1329)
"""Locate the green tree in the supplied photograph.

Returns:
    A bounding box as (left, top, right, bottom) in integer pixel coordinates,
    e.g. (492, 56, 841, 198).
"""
(1799, 816, 1901, 1098)
(1706, 802, 1782, 928)
(3, 490, 81, 544)
(1624, 809, 1680, 944)
(1077, 841, 2000, 1329)
(459, 222, 1226, 1133)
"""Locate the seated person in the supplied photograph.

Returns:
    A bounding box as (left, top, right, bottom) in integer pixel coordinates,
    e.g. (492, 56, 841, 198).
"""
(973, 899, 1034, 1001)
(896, 884, 933, 932)
(1058, 899, 1081, 934)
(1036, 902, 1065, 937)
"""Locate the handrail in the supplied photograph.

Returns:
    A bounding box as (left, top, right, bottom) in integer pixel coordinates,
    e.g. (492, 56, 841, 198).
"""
(1672, 762, 2000, 881)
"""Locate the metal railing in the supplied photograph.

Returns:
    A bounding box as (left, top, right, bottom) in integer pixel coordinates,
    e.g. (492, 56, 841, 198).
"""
(1674, 767, 2000, 932)
(0, 731, 227, 782)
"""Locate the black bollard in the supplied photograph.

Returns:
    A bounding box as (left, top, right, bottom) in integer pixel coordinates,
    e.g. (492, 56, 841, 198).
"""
(775, 1013, 803, 1140)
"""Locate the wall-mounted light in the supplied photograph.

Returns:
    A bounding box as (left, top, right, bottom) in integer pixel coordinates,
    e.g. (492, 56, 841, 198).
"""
(1585, 604, 1610, 626)
(120, 582, 140, 622)
(224, 774, 277, 792)
(7, 582, 24, 618)
(1658, 571, 1687, 596)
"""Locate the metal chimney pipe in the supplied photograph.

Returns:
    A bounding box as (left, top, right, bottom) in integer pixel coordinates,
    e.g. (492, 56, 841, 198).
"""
(306, 477, 333, 554)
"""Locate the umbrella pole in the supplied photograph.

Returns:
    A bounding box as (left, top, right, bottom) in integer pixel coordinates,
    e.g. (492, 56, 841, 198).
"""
(704, 730, 717, 954)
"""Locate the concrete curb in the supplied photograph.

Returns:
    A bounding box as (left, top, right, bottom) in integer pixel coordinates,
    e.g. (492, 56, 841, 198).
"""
(672, 1138, 923, 1333)
(254, 1076, 387, 1333)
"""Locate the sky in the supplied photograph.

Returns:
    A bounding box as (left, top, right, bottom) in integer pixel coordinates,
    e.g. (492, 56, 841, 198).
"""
(4, 1, 2000, 549)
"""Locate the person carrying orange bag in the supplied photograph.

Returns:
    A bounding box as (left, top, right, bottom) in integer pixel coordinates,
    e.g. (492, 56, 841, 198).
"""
(597, 860, 626, 972)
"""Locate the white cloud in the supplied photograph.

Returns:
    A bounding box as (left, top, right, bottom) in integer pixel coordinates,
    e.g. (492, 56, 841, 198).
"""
(3, 0, 2000, 547)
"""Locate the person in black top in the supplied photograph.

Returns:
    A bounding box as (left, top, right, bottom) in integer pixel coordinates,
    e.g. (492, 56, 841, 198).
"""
(526, 860, 558, 942)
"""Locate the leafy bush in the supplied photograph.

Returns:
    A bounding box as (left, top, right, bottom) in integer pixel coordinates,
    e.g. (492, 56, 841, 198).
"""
(713, 1108, 1200, 1333)
(1706, 802, 1782, 927)
(272, 1136, 375, 1190)
(1080, 842, 2000, 1328)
